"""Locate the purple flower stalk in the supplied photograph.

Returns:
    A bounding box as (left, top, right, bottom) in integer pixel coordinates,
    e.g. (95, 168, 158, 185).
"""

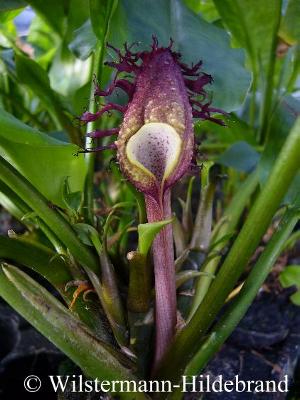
(80, 37, 223, 369)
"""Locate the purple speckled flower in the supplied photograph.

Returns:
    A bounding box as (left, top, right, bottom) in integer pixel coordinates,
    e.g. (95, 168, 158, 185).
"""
(81, 37, 223, 200)
(80, 37, 224, 369)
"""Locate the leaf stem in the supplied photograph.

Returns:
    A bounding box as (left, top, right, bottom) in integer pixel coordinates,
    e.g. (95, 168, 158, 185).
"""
(84, 43, 104, 224)
(84, 0, 117, 224)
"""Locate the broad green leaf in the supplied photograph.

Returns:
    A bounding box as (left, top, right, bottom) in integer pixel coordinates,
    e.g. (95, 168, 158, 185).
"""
(217, 141, 260, 172)
(108, 0, 251, 111)
(90, 0, 118, 40)
(280, 0, 300, 45)
(0, 108, 86, 207)
(69, 19, 97, 60)
(0, 264, 143, 398)
(212, 0, 281, 76)
(138, 219, 173, 256)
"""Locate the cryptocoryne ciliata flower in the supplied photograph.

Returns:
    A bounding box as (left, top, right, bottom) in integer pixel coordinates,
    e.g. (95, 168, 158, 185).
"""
(80, 37, 223, 368)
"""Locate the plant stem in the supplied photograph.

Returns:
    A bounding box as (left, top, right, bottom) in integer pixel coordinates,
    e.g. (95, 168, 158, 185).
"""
(84, 0, 117, 224)
(145, 189, 177, 371)
(186, 204, 299, 376)
(155, 116, 300, 384)
(84, 43, 104, 224)
(283, 229, 300, 251)
(190, 165, 216, 251)
(249, 74, 257, 128)
(258, 2, 282, 144)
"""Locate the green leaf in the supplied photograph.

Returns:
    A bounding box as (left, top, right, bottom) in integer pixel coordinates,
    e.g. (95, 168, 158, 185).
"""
(184, 0, 220, 22)
(65, 0, 91, 36)
(196, 114, 256, 145)
(258, 96, 300, 203)
(62, 177, 83, 214)
(15, 53, 82, 145)
(0, 155, 98, 275)
(49, 44, 91, 96)
(74, 222, 99, 246)
(0, 108, 87, 207)
(15, 53, 57, 107)
(0, 236, 113, 340)
(217, 141, 260, 172)
(176, 271, 214, 289)
(185, 202, 300, 376)
(0, 264, 143, 398)
(280, 0, 300, 45)
(279, 265, 300, 306)
(279, 265, 300, 288)
(212, 0, 281, 75)
(69, 19, 97, 60)
(109, 0, 251, 111)
(0, 180, 30, 221)
(90, 0, 118, 40)
(26, 0, 67, 36)
(0, 8, 23, 24)
(0, 235, 71, 295)
(138, 219, 173, 256)
(27, 14, 58, 68)
(290, 291, 300, 306)
(0, 0, 26, 11)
